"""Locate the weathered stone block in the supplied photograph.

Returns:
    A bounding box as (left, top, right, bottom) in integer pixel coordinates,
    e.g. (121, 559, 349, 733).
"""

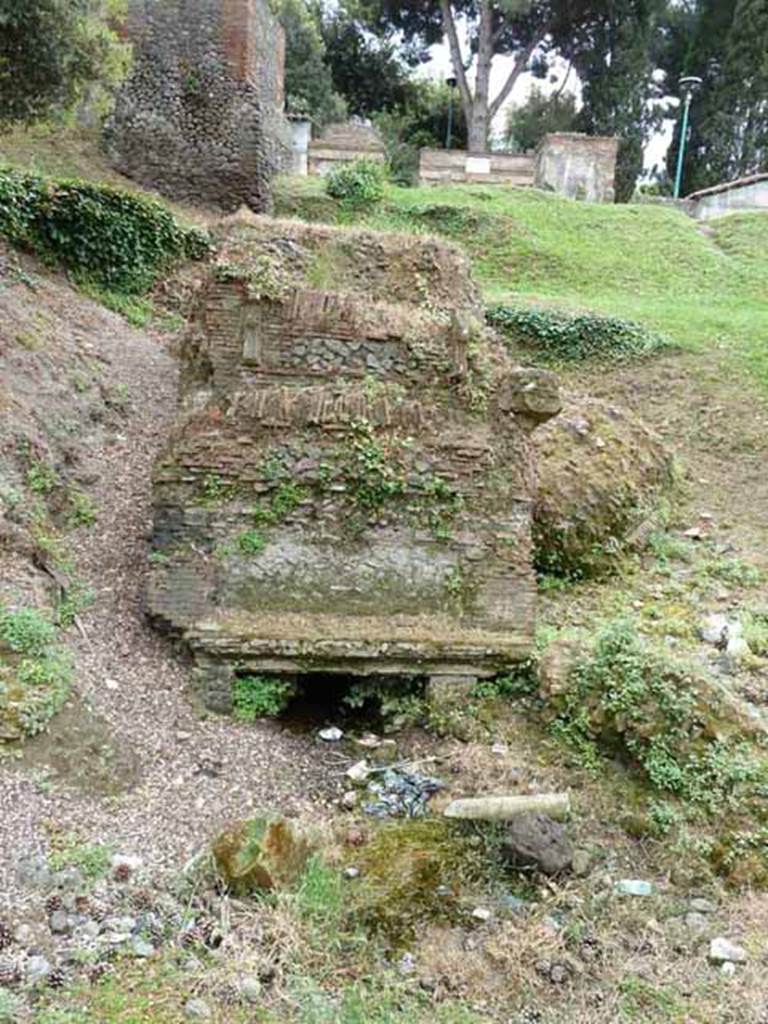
(147, 217, 561, 707)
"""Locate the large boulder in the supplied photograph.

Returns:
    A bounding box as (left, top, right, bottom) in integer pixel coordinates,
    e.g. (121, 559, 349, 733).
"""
(533, 394, 674, 578)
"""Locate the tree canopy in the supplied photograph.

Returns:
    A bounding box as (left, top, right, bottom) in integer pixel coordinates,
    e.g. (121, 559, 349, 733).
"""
(0, 0, 128, 130)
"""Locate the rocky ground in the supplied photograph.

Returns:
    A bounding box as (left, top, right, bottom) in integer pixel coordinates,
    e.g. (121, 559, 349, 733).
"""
(2, 249, 768, 1023)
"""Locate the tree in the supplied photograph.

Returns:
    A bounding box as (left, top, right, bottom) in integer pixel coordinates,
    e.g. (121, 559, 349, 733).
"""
(278, 0, 346, 127)
(568, 0, 668, 202)
(504, 85, 577, 152)
(354, 1, 663, 154)
(375, 79, 469, 183)
(319, 8, 416, 117)
(662, 0, 768, 193)
(0, 0, 128, 130)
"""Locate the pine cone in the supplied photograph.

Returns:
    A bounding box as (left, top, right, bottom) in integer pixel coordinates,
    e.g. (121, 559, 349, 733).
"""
(74, 895, 91, 916)
(130, 888, 154, 910)
(179, 925, 205, 948)
(88, 961, 112, 984)
(47, 965, 67, 989)
(0, 957, 19, 986)
(0, 920, 11, 951)
(113, 863, 133, 883)
(44, 893, 63, 915)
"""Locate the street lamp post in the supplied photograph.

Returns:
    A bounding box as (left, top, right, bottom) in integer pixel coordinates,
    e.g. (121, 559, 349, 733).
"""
(445, 76, 458, 150)
(673, 75, 703, 199)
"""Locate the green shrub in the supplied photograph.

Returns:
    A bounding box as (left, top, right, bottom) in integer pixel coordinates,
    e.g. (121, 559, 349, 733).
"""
(325, 158, 386, 207)
(0, 605, 56, 655)
(233, 675, 297, 720)
(0, 169, 210, 294)
(487, 304, 670, 362)
(548, 620, 766, 810)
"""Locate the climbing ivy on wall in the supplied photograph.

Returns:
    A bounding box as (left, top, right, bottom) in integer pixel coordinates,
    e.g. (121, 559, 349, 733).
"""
(0, 170, 210, 293)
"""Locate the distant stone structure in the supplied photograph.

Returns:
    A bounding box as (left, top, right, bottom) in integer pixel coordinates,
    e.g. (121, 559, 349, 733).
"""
(105, 0, 290, 211)
(419, 133, 618, 203)
(147, 216, 561, 711)
(687, 173, 768, 220)
(307, 121, 386, 176)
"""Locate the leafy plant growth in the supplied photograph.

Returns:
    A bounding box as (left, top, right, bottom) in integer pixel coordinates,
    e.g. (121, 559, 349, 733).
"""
(487, 304, 670, 362)
(325, 158, 386, 208)
(0, 170, 209, 293)
(232, 675, 297, 721)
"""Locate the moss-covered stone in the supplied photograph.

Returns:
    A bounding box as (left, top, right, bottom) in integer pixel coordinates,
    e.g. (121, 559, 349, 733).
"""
(212, 817, 314, 894)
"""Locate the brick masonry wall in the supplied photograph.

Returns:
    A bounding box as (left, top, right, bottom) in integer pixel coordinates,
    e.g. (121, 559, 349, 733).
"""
(419, 149, 535, 186)
(105, 0, 290, 211)
(534, 133, 618, 203)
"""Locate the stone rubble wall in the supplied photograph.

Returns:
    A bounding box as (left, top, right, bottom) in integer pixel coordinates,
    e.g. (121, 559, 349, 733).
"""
(105, 0, 290, 211)
(147, 219, 562, 702)
(418, 133, 618, 203)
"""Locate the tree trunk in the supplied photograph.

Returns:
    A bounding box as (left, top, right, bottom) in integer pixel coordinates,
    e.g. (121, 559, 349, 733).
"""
(467, 1, 494, 153)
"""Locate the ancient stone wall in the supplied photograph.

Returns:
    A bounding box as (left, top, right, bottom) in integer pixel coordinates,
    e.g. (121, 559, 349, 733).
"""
(105, 0, 290, 211)
(147, 217, 561, 709)
(534, 133, 618, 204)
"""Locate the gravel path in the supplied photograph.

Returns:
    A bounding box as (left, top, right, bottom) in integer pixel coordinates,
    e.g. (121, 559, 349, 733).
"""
(0, 301, 338, 911)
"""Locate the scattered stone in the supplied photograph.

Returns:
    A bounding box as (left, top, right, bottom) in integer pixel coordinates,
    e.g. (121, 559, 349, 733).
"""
(502, 813, 573, 875)
(105, 678, 120, 690)
(49, 911, 71, 935)
(340, 790, 359, 810)
(15, 856, 53, 891)
(721, 961, 737, 977)
(709, 937, 747, 964)
(25, 955, 52, 983)
(184, 997, 213, 1021)
(318, 726, 343, 742)
(471, 907, 492, 922)
(685, 912, 709, 933)
(571, 850, 591, 877)
(690, 897, 718, 915)
(346, 760, 371, 786)
(13, 924, 34, 946)
(615, 879, 653, 897)
(398, 952, 416, 975)
(239, 975, 262, 1003)
(131, 938, 155, 958)
(354, 733, 382, 750)
(491, 742, 508, 756)
(344, 867, 360, 880)
(212, 817, 313, 893)
(700, 614, 742, 648)
(370, 739, 398, 766)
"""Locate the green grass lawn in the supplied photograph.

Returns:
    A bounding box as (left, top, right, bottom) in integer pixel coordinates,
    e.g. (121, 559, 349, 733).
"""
(275, 176, 768, 392)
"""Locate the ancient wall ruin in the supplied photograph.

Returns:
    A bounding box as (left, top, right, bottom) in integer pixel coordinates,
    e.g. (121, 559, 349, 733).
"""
(147, 217, 560, 711)
(105, 0, 290, 211)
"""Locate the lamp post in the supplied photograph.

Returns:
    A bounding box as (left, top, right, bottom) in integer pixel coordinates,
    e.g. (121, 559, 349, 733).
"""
(445, 75, 458, 150)
(673, 75, 703, 199)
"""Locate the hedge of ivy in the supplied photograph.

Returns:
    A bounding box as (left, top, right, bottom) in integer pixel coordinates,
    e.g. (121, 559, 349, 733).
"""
(0, 169, 210, 293)
(487, 304, 670, 362)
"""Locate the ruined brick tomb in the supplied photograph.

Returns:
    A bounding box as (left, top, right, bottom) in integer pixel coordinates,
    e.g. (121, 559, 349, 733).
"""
(147, 218, 561, 711)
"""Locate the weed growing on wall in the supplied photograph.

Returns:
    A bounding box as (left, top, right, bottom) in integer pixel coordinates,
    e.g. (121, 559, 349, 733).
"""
(0, 170, 210, 294)
(232, 675, 297, 721)
(487, 304, 670, 362)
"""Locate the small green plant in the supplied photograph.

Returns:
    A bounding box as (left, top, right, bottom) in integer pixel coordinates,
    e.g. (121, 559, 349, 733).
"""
(251, 480, 307, 526)
(325, 158, 387, 208)
(742, 609, 768, 657)
(236, 529, 267, 556)
(26, 457, 58, 494)
(0, 989, 23, 1024)
(64, 489, 96, 528)
(58, 579, 95, 627)
(0, 605, 56, 655)
(199, 473, 236, 506)
(232, 675, 297, 720)
(48, 837, 111, 881)
(487, 304, 670, 362)
(76, 281, 155, 327)
(548, 619, 767, 810)
(344, 678, 427, 726)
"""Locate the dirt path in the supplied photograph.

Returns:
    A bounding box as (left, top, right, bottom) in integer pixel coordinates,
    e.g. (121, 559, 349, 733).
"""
(0, 294, 337, 910)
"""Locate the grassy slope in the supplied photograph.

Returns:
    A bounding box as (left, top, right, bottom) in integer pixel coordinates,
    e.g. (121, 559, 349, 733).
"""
(276, 176, 768, 392)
